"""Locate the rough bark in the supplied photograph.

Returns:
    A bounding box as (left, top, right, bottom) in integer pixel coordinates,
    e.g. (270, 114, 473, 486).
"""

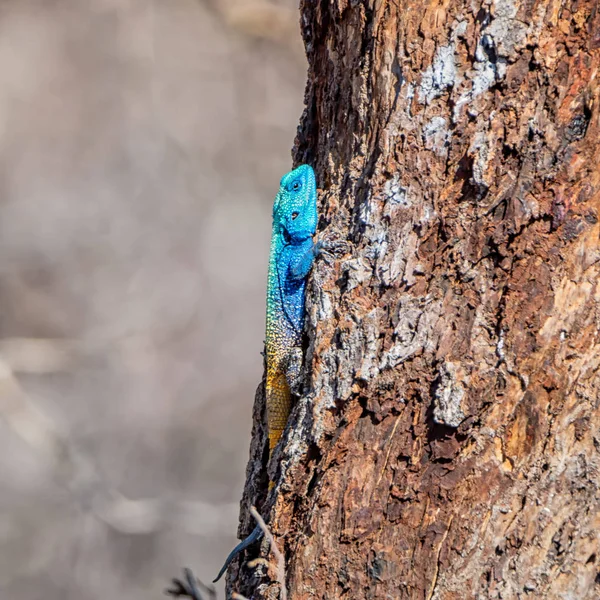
(230, 1, 600, 598)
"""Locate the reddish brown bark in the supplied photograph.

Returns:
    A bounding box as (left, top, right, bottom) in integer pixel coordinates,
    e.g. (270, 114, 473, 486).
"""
(231, 1, 600, 598)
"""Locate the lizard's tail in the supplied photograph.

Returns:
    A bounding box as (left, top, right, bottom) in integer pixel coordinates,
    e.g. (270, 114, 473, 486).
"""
(213, 524, 263, 583)
(213, 369, 291, 581)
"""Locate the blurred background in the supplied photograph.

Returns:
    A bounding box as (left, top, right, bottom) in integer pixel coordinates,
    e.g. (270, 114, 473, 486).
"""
(0, 1, 305, 598)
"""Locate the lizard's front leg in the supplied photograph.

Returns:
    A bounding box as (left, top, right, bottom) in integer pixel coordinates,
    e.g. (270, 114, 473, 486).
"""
(289, 238, 348, 280)
(289, 239, 320, 280)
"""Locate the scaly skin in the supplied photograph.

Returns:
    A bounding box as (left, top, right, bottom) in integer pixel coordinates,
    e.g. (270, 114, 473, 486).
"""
(213, 164, 318, 583)
(265, 164, 318, 454)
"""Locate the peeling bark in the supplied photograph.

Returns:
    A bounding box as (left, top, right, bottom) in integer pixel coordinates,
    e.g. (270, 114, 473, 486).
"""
(230, 1, 600, 598)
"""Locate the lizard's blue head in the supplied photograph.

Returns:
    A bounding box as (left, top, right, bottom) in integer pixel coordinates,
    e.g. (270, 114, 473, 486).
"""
(273, 164, 317, 242)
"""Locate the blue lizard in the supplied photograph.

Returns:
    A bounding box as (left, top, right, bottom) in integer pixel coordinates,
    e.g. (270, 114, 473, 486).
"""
(213, 164, 319, 583)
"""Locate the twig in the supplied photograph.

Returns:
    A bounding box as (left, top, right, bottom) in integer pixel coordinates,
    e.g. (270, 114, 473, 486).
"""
(249, 506, 287, 600)
(165, 568, 216, 600)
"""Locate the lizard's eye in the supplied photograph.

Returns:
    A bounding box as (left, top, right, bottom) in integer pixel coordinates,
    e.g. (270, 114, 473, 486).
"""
(288, 180, 302, 192)
(291, 212, 299, 220)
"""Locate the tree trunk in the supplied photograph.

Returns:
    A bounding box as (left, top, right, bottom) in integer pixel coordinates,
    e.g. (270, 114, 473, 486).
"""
(230, 1, 600, 598)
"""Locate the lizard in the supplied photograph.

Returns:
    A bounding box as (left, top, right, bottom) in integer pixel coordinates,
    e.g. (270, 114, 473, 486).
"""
(213, 164, 320, 583)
